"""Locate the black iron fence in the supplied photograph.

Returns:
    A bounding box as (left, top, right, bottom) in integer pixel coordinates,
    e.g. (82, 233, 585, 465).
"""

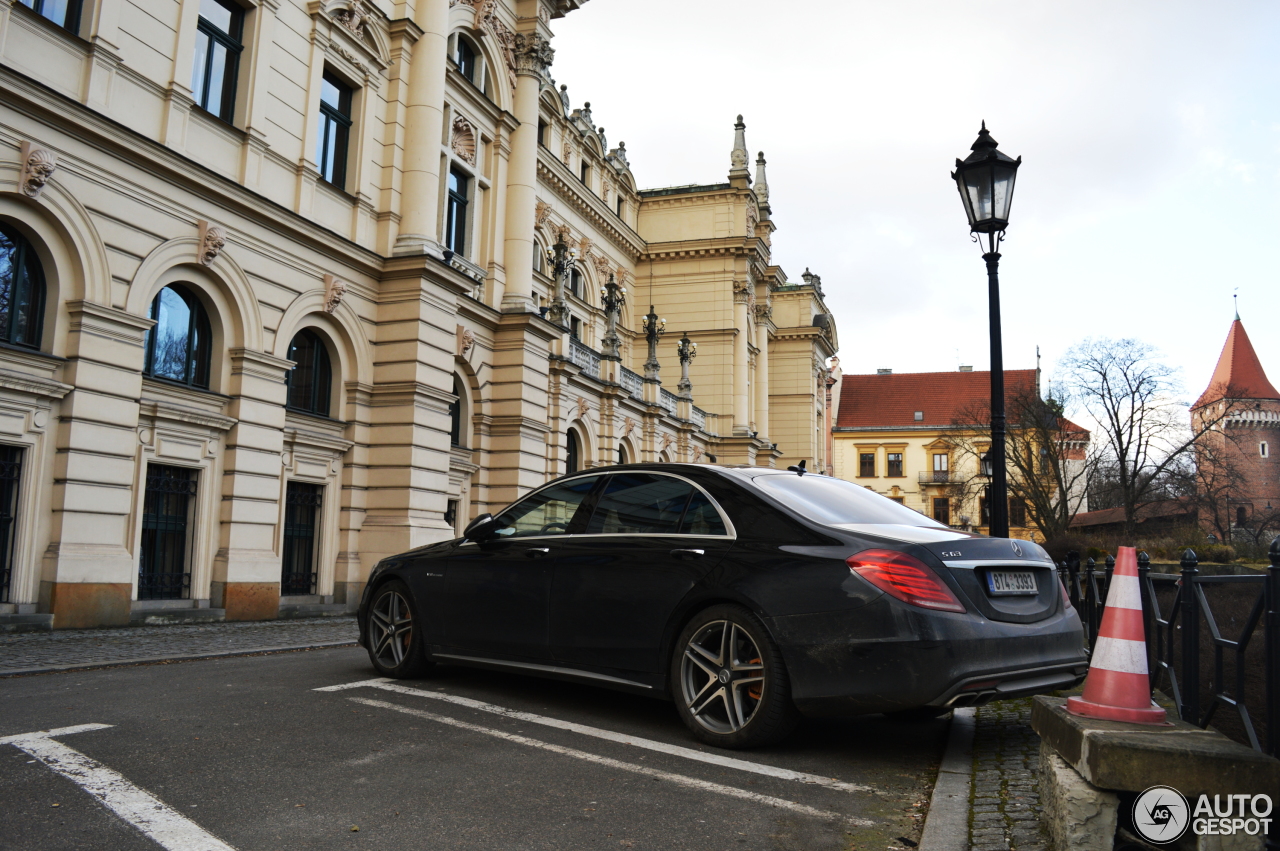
(1058, 540, 1280, 763)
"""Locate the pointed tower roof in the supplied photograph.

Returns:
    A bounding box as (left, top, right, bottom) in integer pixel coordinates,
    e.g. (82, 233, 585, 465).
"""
(1194, 319, 1280, 408)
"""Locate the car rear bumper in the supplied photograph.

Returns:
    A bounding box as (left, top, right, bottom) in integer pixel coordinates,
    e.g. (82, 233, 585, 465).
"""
(767, 601, 1089, 716)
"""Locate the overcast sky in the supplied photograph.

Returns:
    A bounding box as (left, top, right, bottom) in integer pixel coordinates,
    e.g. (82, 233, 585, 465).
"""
(550, 1, 1280, 406)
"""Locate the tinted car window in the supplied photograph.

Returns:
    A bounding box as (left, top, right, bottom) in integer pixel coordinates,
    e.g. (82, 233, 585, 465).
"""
(679, 488, 728, 536)
(586, 473, 693, 534)
(753, 474, 946, 527)
(492, 476, 598, 538)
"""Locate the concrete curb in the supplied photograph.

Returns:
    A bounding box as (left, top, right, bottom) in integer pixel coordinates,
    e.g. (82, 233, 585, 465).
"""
(0, 640, 358, 678)
(918, 706, 977, 851)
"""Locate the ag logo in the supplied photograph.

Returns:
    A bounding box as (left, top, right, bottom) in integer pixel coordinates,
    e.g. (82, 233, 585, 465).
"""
(1133, 785, 1190, 844)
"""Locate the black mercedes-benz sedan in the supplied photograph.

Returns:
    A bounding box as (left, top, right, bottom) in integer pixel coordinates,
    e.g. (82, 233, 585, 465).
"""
(356, 463, 1087, 748)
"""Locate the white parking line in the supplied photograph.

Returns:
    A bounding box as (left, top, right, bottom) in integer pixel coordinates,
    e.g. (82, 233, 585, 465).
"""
(3, 724, 237, 851)
(349, 696, 873, 826)
(317, 678, 871, 793)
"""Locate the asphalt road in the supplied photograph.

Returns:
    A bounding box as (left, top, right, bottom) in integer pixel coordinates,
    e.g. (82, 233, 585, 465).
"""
(0, 647, 947, 851)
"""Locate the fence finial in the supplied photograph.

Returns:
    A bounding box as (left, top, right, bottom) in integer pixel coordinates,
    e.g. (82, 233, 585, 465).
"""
(1181, 548, 1199, 568)
(1137, 551, 1149, 569)
(1270, 536, 1280, 566)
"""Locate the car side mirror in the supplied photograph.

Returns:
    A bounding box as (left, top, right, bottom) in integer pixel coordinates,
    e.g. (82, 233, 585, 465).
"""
(463, 513, 496, 542)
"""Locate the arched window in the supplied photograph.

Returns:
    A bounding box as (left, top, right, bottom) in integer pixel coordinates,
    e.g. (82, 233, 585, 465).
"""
(455, 36, 477, 82)
(617, 443, 628, 465)
(145, 285, 211, 388)
(566, 429, 580, 473)
(449, 375, 463, 447)
(0, 224, 46, 350)
(286, 329, 332, 416)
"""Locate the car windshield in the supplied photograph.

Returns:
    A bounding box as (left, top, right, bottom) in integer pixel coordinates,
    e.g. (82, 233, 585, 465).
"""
(753, 474, 946, 528)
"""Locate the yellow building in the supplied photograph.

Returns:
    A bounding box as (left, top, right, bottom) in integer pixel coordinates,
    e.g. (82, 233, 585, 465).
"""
(830, 368, 1046, 539)
(0, 0, 837, 629)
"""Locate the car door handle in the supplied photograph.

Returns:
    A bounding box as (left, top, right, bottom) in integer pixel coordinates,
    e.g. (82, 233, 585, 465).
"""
(670, 548, 705, 559)
(525, 547, 551, 558)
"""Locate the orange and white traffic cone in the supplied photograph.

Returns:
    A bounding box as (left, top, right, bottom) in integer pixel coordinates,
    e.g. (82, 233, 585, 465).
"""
(1066, 546, 1168, 724)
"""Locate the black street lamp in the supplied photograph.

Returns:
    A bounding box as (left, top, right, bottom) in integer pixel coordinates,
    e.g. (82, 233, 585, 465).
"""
(599, 273, 626, 359)
(545, 233, 577, 328)
(641, 305, 665, 380)
(952, 122, 1021, 538)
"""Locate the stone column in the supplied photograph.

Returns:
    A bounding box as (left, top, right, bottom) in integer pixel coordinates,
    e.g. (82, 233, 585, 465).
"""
(44, 302, 154, 628)
(393, 0, 450, 257)
(214, 349, 294, 621)
(754, 306, 770, 439)
(500, 33, 554, 313)
(733, 285, 750, 434)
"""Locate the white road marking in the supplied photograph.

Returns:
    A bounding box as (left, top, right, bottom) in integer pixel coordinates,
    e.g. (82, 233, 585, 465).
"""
(317, 678, 871, 793)
(3, 725, 237, 851)
(349, 696, 873, 826)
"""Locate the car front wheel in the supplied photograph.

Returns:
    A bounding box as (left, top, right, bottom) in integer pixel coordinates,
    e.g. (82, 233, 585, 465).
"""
(672, 604, 798, 749)
(366, 580, 433, 678)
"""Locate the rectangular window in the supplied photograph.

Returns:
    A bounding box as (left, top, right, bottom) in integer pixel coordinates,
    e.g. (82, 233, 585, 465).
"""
(932, 497, 950, 526)
(579, 161, 590, 185)
(19, 0, 82, 31)
(139, 465, 197, 600)
(616, 196, 624, 218)
(317, 72, 353, 188)
(932, 453, 948, 482)
(859, 452, 875, 478)
(889, 496, 905, 505)
(445, 166, 470, 254)
(887, 452, 903, 477)
(1009, 500, 1026, 527)
(537, 120, 548, 148)
(0, 446, 22, 604)
(281, 481, 322, 596)
(586, 473, 693, 535)
(191, 0, 243, 123)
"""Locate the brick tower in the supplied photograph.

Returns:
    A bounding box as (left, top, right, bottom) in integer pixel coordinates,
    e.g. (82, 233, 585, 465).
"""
(1191, 316, 1280, 537)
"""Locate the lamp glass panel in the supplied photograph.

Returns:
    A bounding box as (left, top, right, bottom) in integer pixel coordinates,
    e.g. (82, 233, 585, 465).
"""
(992, 165, 1017, 222)
(965, 168, 994, 223)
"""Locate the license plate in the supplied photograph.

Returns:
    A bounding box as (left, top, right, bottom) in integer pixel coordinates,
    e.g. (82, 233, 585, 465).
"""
(987, 570, 1038, 596)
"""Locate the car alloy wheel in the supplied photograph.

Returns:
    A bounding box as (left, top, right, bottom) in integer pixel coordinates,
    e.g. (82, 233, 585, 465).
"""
(673, 605, 798, 748)
(366, 580, 432, 678)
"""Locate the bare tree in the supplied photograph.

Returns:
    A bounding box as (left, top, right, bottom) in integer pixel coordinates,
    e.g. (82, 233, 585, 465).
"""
(952, 383, 1095, 541)
(1060, 338, 1240, 537)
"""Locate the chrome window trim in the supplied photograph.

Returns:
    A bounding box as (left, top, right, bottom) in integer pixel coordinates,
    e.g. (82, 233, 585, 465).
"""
(474, 470, 737, 543)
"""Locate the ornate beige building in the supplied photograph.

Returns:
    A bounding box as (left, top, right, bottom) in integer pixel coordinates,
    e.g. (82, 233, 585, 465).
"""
(0, 0, 837, 629)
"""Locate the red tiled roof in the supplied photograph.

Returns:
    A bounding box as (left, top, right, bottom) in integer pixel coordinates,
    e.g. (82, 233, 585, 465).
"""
(1195, 319, 1279, 408)
(835, 369, 1038, 429)
(1069, 498, 1196, 529)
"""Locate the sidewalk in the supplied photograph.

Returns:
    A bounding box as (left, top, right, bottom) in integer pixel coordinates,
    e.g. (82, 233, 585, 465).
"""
(0, 617, 358, 676)
(968, 699, 1048, 851)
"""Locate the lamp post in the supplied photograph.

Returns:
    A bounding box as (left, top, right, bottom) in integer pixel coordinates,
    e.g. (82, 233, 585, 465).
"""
(545, 233, 577, 328)
(952, 122, 1021, 538)
(676, 331, 697, 397)
(599, 274, 626, 359)
(642, 305, 665, 380)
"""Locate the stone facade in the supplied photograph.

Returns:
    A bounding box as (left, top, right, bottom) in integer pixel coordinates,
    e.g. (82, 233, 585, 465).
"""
(0, 0, 837, 627)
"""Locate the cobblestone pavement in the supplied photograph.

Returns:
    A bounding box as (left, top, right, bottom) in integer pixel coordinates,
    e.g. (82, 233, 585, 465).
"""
(968, 698, 1048, 851)
(0, 617, 358, 675)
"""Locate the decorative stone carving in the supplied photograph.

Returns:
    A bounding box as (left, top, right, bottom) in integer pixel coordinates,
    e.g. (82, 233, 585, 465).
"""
(692, 445, 704, 462)
(607, 141, 629, 168)
(562, 141, 572, 165)
(451, 115, 477, 165)
(198, 221, 227, 266)
(333, 0, 370, 36)
(552, 223, 572, 244)
(478, 10, 518, 90)
(324, 274, 346, 313)
(333, 44, 369, 74)
(754, 301, 773, 323)
(746, 204, 757, 238)
(660, 432, 674, 452)
(535, 200, 552, 226)
(513, 32, 554, 78)
(592, 254, 610, 277)
(574, 395, 589, 419)
(730, 115, 749, 172)
(577, 236, 592, 258)
(732, 279, 751, 305)
(456, 324, 475, 358)
(601, 182, 611, 202)
(19, 143, 57, 199)
(621, 416, 636, 438)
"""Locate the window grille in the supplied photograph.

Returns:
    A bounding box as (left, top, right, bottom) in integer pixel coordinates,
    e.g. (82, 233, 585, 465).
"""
(281, 482, 322, 596)
(139, 465, 197, 600)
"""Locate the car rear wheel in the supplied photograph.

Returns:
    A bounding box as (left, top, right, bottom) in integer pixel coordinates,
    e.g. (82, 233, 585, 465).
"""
(672, 604, 798, 749)
(366, 580, 433, 678)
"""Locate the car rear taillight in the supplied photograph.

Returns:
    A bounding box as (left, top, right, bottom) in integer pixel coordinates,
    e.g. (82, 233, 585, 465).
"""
(846, 550, 966, 613)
